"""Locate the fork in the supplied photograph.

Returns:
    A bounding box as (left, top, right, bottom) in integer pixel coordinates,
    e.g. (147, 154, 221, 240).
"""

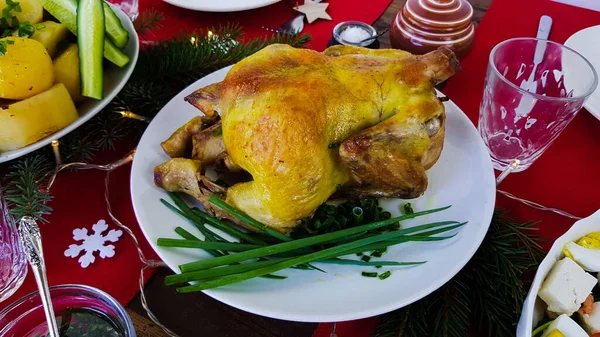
(263, 0, 323, 34)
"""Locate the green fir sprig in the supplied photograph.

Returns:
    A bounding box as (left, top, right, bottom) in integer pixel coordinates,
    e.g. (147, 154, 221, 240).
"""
(373, 210, 545, 337)
(2, 153, 53, 222)
(133, 9, 164, 38)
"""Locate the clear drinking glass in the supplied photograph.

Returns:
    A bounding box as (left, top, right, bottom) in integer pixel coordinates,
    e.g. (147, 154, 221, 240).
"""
(479, 38, 598, 173)
(0, 183, 28, 302)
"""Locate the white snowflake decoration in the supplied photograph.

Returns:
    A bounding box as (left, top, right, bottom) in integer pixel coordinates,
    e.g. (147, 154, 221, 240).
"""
(64, 220, 123, 268)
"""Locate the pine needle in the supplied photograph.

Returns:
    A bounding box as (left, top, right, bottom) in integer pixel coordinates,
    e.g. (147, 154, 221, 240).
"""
(2, 154, 53, 222)
(134, 9, 164, 38)
(60, 131, 98, 163)
(372, 210, 545, 337)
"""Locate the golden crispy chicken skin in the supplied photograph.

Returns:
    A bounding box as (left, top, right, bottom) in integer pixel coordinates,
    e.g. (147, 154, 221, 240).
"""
(167, 44, 459, 232)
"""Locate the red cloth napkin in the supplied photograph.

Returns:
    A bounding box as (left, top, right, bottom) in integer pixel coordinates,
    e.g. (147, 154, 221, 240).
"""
(139, 0, 393, 51)
(312, 0, 600, 336)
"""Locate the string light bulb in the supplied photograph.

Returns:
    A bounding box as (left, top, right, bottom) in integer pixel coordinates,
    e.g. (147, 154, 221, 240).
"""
(51, 140, 62, 166)
(117, 111, 150, 123)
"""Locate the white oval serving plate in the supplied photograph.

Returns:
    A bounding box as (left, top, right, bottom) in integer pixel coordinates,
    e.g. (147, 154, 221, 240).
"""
(565, 25, 600, 121)
(162, 0, 279, 12)
(0, 6, 139, 164)
(130, 66, 496, 322)
(517, 209, 600, 337)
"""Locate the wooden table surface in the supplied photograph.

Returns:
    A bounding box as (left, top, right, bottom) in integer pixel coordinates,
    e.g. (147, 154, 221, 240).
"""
(127, 0, 493, 336)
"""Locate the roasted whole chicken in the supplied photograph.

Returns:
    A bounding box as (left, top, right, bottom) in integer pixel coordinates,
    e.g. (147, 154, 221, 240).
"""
(155, 44, 459, 233)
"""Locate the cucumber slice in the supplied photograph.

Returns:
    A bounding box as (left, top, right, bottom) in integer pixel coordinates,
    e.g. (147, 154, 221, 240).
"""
(77, 0, 104, 99)
(40, 0, 130, 67)
(103, 2, 128, 48)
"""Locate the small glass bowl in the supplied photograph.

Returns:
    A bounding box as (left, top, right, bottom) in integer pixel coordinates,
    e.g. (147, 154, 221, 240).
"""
(0, 284, 136, 337)
(330, 21, 379, 49)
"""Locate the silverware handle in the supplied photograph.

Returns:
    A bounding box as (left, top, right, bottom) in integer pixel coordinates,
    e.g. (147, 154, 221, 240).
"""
(18, 217, 60, 337)
(32, 264, 60, 337)
(533, 15, 552, 64)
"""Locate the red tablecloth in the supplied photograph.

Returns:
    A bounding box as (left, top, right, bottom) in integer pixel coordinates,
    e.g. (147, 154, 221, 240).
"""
(314, 0, 600, 336)
(0, 0, 393, 322)
(139, 0, 393, 51)
(3, 1, 600, 337)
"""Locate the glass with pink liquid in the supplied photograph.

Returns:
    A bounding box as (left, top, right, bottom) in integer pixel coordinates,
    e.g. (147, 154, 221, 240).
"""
(0, 182, 27, 302)
(479, 38, 598, 173)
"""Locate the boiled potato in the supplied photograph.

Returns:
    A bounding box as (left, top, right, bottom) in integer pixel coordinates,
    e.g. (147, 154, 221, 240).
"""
(31, 21, 70, 57)
(0, 0, 43, 25)
(53, 44, 84, 103)
(0, 37, 54, 100)
(0, 83, 78, 153)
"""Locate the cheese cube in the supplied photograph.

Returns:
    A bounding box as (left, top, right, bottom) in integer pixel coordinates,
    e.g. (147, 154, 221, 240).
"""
(538, 258, 598, 316)
(579, 302, 600, 334)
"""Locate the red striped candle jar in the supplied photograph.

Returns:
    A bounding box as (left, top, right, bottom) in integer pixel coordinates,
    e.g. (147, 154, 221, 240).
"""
(389, 0, 475, 60)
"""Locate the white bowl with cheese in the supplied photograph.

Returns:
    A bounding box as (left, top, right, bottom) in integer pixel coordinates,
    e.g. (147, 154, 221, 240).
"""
(518, 209, 600, 337)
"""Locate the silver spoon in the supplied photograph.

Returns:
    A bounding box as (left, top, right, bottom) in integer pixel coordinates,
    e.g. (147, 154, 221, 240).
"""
(18, 216, 60, 337)
(263, 0, 323, 34)
(358, 28, 389, 44)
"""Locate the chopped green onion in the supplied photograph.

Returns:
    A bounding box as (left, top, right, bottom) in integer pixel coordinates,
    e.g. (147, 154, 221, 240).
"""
(370, 247, 387, 258)
(174, 227, 224, 257)
(378, 271, 392, 280)
(352, 207, 363, 223)
(161, 198, 223, 242)
(179, 212, 455, 272)
(361, 255, 371, 262)
(168, 193, 267, 245)
(262, 273, 290, 279)
(16, 21, 34, 37)
(190, 208, 267, 245)
(208, 195, 292, 242)
(356, 252, 363, 257)
(361, 272, 377, 278)
(318, 259, 424, 267)
(157, 238, 262, 252)
(532, 321, 553, 337)
(165, 259, 290, 285)
(403, 203, 414, 215)
(176, 221, 463, 291)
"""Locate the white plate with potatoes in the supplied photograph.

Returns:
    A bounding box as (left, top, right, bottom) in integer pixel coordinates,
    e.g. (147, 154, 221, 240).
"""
(0, 1, 139, 164)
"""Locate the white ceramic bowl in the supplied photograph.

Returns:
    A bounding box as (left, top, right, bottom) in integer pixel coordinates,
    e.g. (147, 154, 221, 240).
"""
(517, 209, 600, 336)
(0, 6, 139, 164)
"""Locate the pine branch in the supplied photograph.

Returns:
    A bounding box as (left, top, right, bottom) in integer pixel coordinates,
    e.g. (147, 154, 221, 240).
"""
(374, 301, 429, 337)
(429, 279, 471, 337)
(2, 153, 54, 222)
(373, 210, 545, 337)
(60, 130, 98, 163)
(133, 24, 311, 87)
(134, 9, 164, 38)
